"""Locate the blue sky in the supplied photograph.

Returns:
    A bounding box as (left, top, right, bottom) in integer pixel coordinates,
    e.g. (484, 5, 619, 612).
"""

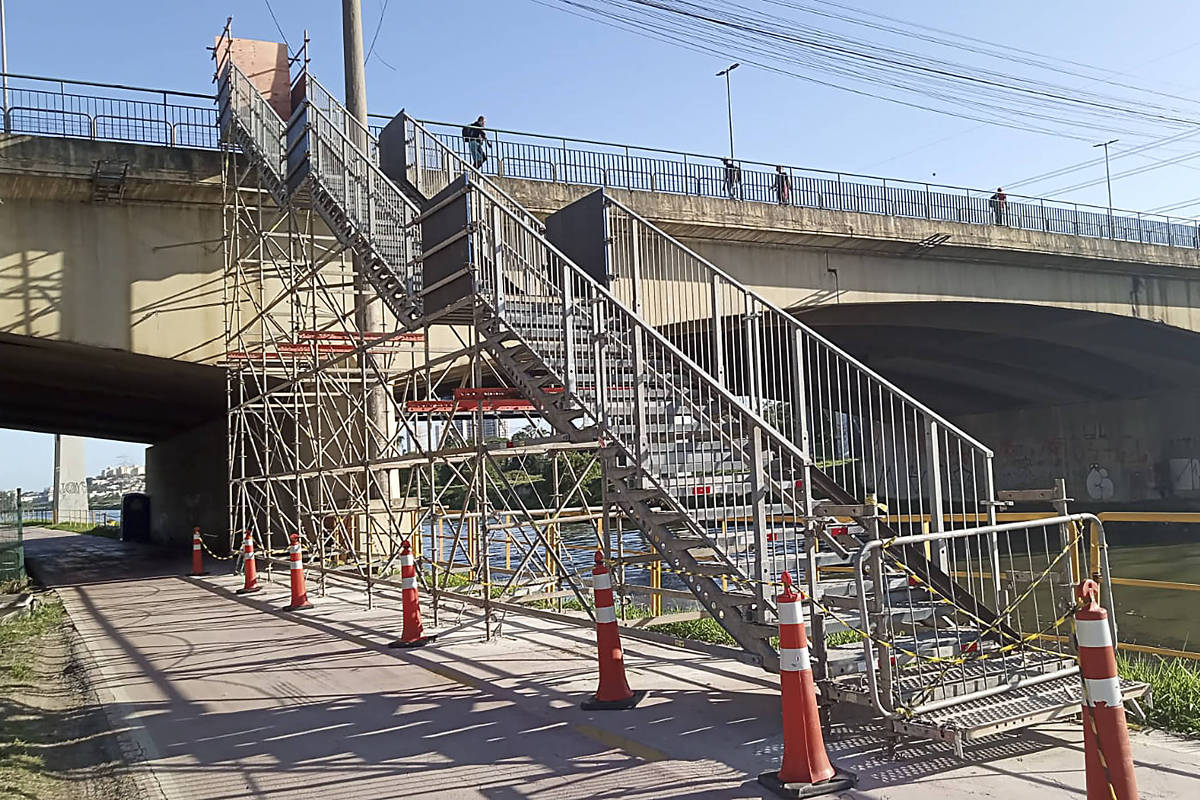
(1, 1, 1198, 210)
(0, 432, 143, 492)
(2, 1, 1199, 487)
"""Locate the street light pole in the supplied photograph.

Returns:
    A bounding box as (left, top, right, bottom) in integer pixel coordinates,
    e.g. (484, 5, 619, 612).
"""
(342, 0, 388, 512)
(1093, 138, 1118, 226)
(716, 62, 739, 160)
(2, 0, 10, 133)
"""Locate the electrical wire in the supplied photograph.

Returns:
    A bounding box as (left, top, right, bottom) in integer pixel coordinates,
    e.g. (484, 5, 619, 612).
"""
(535, 0, 1200, 143)
(366, 0, 391, 63)
(263, 0, 290, 50)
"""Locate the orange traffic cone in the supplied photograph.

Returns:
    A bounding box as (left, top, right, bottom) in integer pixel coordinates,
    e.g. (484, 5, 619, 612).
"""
(236, 530, 261, 595)
(759, 572, 854, 798)
(388, 539, 434, 648)
(282, 534, 313, 611)
(581, 551, 646, 710)
(191, 526, 208, 576)
(1076, 579, 1138, 800)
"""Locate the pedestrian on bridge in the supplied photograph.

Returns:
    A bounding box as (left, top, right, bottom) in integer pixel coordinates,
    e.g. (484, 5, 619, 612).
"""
(989, 187, 1007, 225)
(724, 158, 742, 200)
(775, 165, 792, 205)
(463, 115, 490, 169)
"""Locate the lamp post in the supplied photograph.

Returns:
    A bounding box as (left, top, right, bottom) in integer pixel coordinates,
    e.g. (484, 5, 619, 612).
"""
(2, 0, 9, 133)
(1093, 138, 1118, 233)
(716, 62, 739, 160)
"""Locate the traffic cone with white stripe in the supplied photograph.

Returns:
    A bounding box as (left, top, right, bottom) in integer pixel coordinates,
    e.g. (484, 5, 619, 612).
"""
(190, 527, 208, 576)
(581, 551, 646, 710)
(1075, 579, 1138, 800)
(388, 539, 434, 648)
(236, 530, 261, 595)
(282, 534, 313, 611)
(759, 572, 854, 799)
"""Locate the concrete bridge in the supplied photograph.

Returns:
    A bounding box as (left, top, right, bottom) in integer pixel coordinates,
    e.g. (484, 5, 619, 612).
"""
(6, 92, 1200, 512)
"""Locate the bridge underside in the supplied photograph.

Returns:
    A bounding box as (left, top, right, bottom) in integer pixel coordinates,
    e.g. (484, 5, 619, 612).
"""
(0, 332, 224, 442)
(794, 301, 1200, 417)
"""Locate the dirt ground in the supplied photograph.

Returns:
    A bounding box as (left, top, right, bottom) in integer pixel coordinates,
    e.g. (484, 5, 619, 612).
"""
(0, 593, 143, 800)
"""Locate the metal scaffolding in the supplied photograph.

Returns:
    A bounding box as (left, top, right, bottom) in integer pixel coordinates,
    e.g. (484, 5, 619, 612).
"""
(221, 141, 623, 620)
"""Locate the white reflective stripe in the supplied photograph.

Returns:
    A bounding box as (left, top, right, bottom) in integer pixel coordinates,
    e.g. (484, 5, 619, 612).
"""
(595, 605, 617, 624)
(290, 561, 302, 570)
(1075, 618, 1113, 649)
(400, 555, 415, 567)
(778, 601, 803, 626)
(401, 576, 418, 591)
(593, 573, 612, 591)
(1082, 677, 1122, 707)
(780, 646, 811, 672)
(193, 544, 201, 550)
(290, 546, 300, 554)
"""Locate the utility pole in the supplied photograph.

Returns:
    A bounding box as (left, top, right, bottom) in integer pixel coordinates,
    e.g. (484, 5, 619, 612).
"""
(1093, 138, 1118, 232)
(342, 0, 389, 508)
(2, 0, 10, 133)
(716, 62, 739, 159)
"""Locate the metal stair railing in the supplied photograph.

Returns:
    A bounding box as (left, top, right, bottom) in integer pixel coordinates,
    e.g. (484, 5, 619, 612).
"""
(602, 197, 997, 541)
(391, 111, 1016, 664)
(401, 112, 546, 235)
(216, 59, 286, 203)
(292, 73, 423, 320)
(463, 176, 816, 638)
(600, 199, 1046, 692)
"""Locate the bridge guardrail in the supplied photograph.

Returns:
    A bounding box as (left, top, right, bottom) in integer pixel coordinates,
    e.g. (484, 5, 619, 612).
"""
(395, 117, 1200, 251)
(3, 70, 1196, 251)
(0, 72, 216, 149)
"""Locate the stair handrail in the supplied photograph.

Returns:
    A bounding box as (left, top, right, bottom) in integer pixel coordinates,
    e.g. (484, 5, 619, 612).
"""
(603, 196, 993, 457)
(401, 112, 545, 234)
(216, 59, 286, 180)
(465, 174, 813, 611)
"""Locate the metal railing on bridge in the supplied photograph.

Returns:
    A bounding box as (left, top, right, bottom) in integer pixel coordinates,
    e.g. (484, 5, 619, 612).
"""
(0, 72, 216, 149)
(4, 70, 1197, 251)
(396, 116, 1200, 251)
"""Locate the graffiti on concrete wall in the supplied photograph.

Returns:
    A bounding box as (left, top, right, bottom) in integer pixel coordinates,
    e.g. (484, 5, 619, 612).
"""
(1085, 465, 1115, 500)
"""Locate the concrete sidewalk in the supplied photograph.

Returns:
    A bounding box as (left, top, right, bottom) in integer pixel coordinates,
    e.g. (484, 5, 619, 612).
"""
(24, 528, 1200, 799)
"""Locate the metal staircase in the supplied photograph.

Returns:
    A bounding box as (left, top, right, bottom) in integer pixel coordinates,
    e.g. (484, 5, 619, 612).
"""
(217, 58, 1148, 751)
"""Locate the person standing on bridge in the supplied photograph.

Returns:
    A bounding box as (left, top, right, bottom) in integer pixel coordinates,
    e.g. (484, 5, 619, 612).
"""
(723, 158, 742, 200)
(989, 187, 1007, 225)
(775, 165, 792, 205)
(463, 115, 490, 170)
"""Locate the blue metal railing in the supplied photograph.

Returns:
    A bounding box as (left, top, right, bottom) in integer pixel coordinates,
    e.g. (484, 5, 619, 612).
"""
(395, 116, 1200, 251)
(1, 72, 216, 148)
(2, 69, 1195, 251)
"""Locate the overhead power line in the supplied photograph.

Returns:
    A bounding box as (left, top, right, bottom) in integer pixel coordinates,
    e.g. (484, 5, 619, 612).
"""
(263, 0, 291, 49)
(535, 0, 1200, 145)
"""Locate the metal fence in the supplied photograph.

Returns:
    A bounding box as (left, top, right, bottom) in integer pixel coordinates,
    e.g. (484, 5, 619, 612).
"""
(1, 72, 217, 149)
(0, 490, 23, 582)
(401, 117, 1200, 251)
(2, 69, 1195, 249)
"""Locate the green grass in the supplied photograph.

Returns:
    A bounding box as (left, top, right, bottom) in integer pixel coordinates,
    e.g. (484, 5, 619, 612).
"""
(0, 577, 29, 595)
(826, 629, 867, 647)
(647, 617, 737, 645)
(1118, 653, 1200, 738)
(0, 592, 66, 798)
(0, 596, 65, 683)
(41, 522, 120, 538)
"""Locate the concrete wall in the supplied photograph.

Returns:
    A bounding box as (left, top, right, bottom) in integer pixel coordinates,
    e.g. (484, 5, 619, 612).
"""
(501, 178, 1200, 334)
(145, 417, 227, 549)
(957, 390, 1200, 508)
(0, 198, 224, 363)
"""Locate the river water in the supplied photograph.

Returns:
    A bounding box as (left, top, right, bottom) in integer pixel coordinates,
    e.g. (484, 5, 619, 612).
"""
(415, 517, 1197, 652)
(1106, 541, 1200, 653)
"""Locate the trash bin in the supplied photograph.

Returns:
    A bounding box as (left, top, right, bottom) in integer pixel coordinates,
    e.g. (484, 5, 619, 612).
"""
(121, 493, 150, 543)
